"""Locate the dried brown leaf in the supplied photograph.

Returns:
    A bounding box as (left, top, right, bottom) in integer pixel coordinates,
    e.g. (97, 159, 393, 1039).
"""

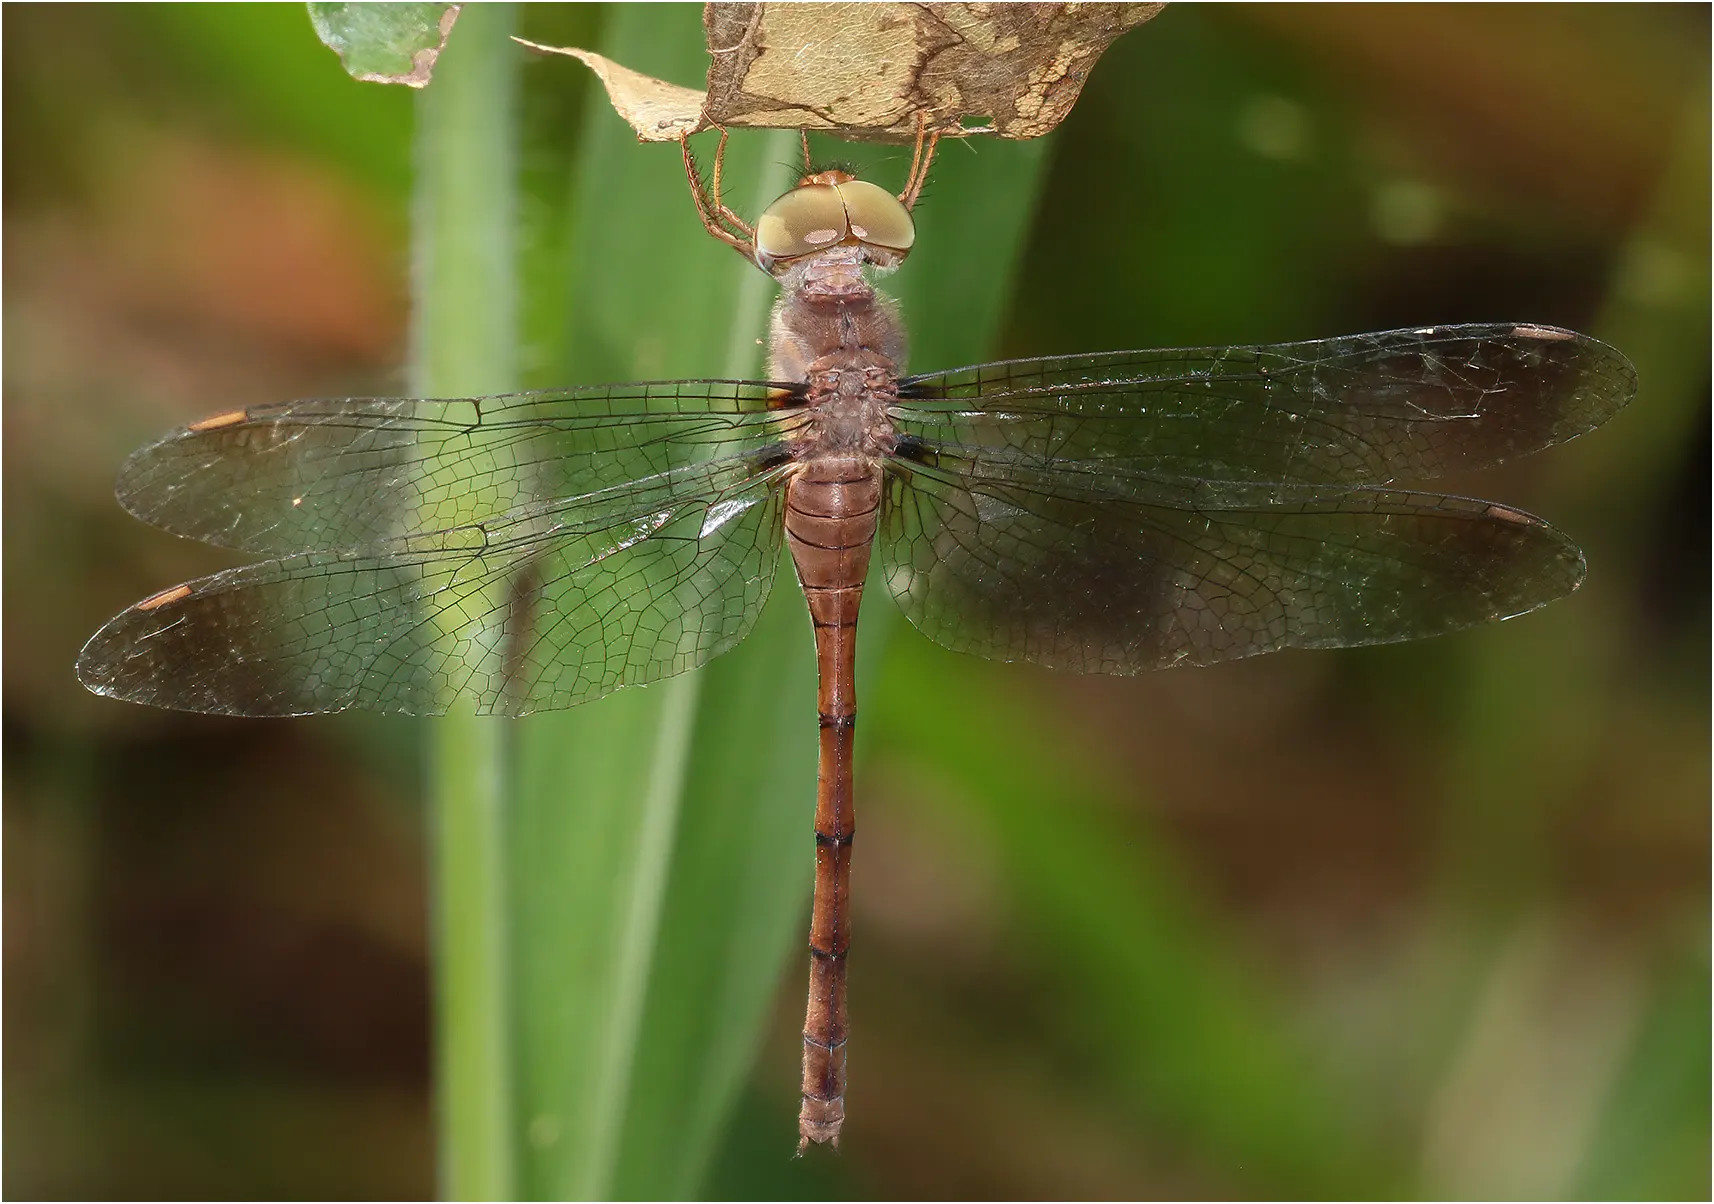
(511, 38, 706, 140)
(704, 2, 1164, 141)
(516, 3, 1162, 143)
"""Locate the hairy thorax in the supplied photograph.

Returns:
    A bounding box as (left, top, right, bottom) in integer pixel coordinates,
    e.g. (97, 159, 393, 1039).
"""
(770, 250, 906, 463)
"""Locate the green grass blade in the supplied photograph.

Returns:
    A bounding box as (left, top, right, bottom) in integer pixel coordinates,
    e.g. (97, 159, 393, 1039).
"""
(411, 4, 519, 1199)
(506, 8, 801, 1198)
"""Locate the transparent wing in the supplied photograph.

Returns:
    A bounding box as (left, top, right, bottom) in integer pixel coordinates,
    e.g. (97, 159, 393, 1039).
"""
(894, 324, 1634, 486)
(880, 449, 1584, 674)
(113, 381, 800, 554)
(77, 456, 792, 716)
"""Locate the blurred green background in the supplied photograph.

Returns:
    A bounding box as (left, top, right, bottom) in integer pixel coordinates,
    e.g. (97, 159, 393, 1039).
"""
(5, 3, 1707, 1199)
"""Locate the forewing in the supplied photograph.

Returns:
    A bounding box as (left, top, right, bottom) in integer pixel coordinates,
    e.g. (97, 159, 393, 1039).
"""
(895, 324, 1634, 487)
(77, 458, 791, 716)
(114, 382, 798, 554)
(880, 450, 1584, 674)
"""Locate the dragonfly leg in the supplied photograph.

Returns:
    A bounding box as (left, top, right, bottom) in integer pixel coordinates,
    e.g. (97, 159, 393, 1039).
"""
(680, 128, 754, 258)
(709, 126, 757, 241)
(898, 110, 940, 211)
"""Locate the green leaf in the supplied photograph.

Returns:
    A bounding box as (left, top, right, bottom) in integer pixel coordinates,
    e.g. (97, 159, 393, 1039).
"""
(410, 3, 518, 1198)
(308, 1, 458, 87)
(505, 10, 807, 1199)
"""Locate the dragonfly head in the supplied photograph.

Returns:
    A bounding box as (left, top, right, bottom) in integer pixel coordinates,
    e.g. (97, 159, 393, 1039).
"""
(754, 170, 915, 277)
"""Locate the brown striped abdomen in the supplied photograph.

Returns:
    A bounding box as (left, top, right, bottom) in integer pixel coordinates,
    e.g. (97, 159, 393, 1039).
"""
(785, 454, 882, 1150)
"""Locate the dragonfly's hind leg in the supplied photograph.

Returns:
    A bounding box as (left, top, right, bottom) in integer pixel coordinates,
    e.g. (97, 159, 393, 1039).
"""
(681, 127, 755, 259)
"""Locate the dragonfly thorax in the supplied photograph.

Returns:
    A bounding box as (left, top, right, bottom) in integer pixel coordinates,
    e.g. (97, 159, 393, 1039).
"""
(797, 359, 900, 457)
(767, 251, 908, 385)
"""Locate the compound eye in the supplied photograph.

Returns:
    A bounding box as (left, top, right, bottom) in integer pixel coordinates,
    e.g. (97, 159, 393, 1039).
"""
(754, 184, 849, 274)
(835, 179, 914, 263)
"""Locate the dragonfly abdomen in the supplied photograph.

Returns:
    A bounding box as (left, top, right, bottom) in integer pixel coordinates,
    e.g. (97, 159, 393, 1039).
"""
(785, 456, 881, 1149)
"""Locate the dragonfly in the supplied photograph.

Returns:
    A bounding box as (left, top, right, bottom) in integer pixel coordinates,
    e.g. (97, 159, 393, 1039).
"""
(78, 120, 1635, 1151)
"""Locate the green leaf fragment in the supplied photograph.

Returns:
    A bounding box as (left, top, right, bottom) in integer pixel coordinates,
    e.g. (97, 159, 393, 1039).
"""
(308, 1, 459, 88)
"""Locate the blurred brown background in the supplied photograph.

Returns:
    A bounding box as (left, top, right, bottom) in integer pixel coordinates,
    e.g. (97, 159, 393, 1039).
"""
(5, 4, 1707, 1199)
